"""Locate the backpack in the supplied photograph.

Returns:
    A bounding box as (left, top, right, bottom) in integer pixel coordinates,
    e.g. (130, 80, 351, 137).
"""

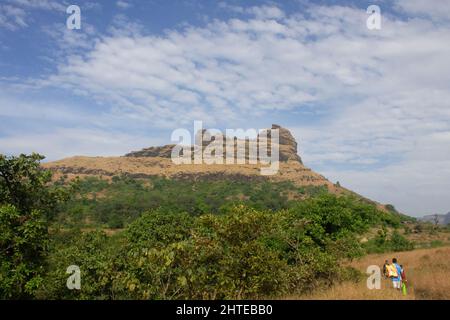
(386, 264, 398, 278)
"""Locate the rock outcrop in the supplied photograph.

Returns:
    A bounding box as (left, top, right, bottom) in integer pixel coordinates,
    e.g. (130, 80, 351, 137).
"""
(125, 124, 302, 164)
(125, 144, 175, 158)
(270, 124, 302, 163)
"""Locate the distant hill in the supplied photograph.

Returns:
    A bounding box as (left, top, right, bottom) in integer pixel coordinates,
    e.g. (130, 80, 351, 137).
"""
(420, 212, 450, 225)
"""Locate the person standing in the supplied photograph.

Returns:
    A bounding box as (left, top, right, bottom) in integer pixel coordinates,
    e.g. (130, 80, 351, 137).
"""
(383, 260, 390, 278)
(391, 258, 402, 290)
(400, 264, 408, 295)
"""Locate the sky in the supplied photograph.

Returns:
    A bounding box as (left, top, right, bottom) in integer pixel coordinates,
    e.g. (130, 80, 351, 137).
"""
(1, 0, 450, 217)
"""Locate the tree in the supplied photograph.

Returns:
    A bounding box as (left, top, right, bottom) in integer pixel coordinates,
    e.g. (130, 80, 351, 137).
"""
(0, 205, 48, 298)
(0, 153, 69, 219)
(0, 153, 70, 298)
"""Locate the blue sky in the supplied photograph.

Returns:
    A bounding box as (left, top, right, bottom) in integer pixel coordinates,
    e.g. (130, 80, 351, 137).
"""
(1, 0, 450, 217)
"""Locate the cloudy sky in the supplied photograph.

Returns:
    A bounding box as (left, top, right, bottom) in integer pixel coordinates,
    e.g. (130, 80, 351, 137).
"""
(1, 0, 450, 216)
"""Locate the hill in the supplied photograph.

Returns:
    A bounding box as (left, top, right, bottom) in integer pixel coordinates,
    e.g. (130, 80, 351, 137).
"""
(420, 213, 450, 225)
(43, 124, 389, 211)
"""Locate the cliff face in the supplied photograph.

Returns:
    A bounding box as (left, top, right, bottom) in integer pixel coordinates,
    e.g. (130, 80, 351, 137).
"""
(125, 124, 302, 164)
(270, 124, 302, 163)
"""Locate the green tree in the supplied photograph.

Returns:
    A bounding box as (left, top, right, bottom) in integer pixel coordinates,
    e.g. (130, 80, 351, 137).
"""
(0, 153, 70, 218)
(0, 205, 48, 298)
(37, 231, 118, 300)
(0, 153, 70, 298)
(390, 230, 414, 252)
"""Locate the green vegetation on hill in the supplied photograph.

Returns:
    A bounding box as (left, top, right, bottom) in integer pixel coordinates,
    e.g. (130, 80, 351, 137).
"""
(1, 153, 406, 299)
(55, 175, 331, 229)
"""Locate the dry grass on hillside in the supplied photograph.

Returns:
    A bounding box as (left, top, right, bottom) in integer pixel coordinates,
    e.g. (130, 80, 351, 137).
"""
(291, 247, 450, 300)
(43, 156, 338, 189)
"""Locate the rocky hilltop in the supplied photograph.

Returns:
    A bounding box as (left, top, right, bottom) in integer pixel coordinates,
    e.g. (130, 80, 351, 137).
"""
(43, 125, 364, 199)
(125, 124, 302, 163)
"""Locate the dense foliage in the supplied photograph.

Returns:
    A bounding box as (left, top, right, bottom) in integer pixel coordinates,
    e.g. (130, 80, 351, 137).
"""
(39, 191, 399, 299)
(0, 154, 71, 298)
(55, 175, 329, 229)
(40, 201, 372, 299)
(1, 153, 407, 299)
(364, 228, 415, 253)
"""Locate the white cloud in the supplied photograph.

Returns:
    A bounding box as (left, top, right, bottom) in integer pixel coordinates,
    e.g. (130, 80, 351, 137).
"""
(246, 5, 285, 19)
(116, 1, 132, 9)
(6, 0, 66, 11)
(107, 14, 144, 36)
(0, 127, 164, 161)
(0, 5, 27, 30)
(0, 0, 65, 30)
(39, 5, 450, 125)
(0, 93, 165, 161)
(394, 0, 450, 21)
(219, 3, 284, 19)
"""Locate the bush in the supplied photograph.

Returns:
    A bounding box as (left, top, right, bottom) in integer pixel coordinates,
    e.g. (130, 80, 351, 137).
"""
(125, 209, 194, 247)
(364, 230, 414, 253)
(37, 231, 118, 300)
(429, 240, 444, 248)
(390, 231, 414, 251)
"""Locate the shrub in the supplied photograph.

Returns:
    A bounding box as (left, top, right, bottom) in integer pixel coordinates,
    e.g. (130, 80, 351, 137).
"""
(364, 230, 414, 253)
(390, 231, 414, 251)
(125, 209, 194, 247)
